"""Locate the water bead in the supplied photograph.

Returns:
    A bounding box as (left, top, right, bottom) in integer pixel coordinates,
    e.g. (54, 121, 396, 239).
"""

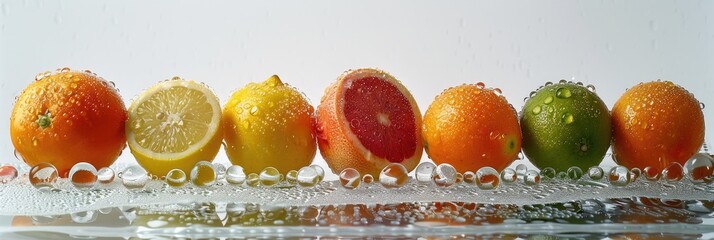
(475, 167, 500, 190)
(310, 165, 325, 182)
(524, 170, 540, 186)
(190, 161, 216, 187)
(121, 165, 149, 190)
(455, 173, 464, 184)
(380, 163, 409, 188)
(259, 167, 281, 187)
(608, 166, 631, 187)
(297, 166, 320, 187)
(246, 173, 260, 187)
(432, 164, 457, 187)
(226, 165, 247, 185)
(566, 166, 583, 180)
(515, 164, 528, 176)
(29, 163, 58, 190)
(285, 170, 298, 185)
(587, 166, 604, 180)
(69, 162, 97, 190)
(540, 167, 556, 180)
(0, 165, 18, 183)
(414, 162, 436, 182)
(70, 210, 98, 224)
(213, 163, 227, 181)
(629, 168, 642, 182)
(166, 169, 187, 187)
(339, 168, 361, 189)
(662, 162, 684, 182)
(500, 168, 517, 184)
(684, 153, 714, 183)
(97, 167, 115, 184)
(557, 171, 568, 179)
(362, 174, 374, 185)
(463, 171, 476, 184)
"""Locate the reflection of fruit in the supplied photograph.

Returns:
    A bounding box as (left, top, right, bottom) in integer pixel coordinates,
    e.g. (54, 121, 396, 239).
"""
(316, 68, 423, 177)
(520, 82, 611, 172)
(611, 81, 704, 171)
(10, 69, 127, 177)
(223, 75, 316, 174)
(126, 77, 223, 177)
(422, 84, 521, 173)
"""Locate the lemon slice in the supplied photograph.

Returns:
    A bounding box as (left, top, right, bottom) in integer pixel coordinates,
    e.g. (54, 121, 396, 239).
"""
(126, 78, 223, 177)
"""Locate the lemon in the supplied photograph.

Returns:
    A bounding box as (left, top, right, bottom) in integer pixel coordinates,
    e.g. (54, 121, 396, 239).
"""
(126, 77, 223, 177)
(223, 75, 316, 174)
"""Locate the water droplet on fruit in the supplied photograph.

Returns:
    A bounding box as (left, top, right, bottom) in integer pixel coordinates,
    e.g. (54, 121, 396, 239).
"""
(249, 106, 259, 115)
(285, 170, 298, 185)
(362, 174, 374, 185)
(545, 81, 553, 86)
(432, 164, 457, 187)
(226, 165, 246, 185)
(69, 162, 97, 190)
(32, 138, 38, 147)
(297, 166, 320, 187)
(556, 88, 572, 98)
(121, 166, 148, 190)
(310, 165, 325, 182)
(259, 167, 281, 187)
(339, 168, 361, 189)
(662, 162, 684, 182)
(531, 106, 542, 114)
(700, 102, 705, 109)
(587, 166, 604, 180)
(475, 167, 499, 190)
(684, 153, 714, 183)
(213, 163, 226, 181)
(476, 82, 485, 89)
(415, 162, 436, 183)
(540, 167, 556, 179)
(190, 161, 216, 187)
(380, 163, 409, 188)
(97, 167, 114, 184)
(566, 166, 583, 180)
(60, 67, 71, 73)
(608, 166, 631, 187)
(166, 169, 187, 187)
(500, 168, 517, 184)
(246, 173, 260, 187)
(562, 113, 574, 124)
(29, 163, 58, 191)
(529, 91, 537, 98)
(524, 170, 540, 186)
(0, 165, 18, 183)
(586, 84, 596, 92)
(544, 96, 553, 104)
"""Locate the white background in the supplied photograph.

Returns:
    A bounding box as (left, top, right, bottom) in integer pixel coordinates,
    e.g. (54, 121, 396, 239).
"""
(1, 0, 712, 180)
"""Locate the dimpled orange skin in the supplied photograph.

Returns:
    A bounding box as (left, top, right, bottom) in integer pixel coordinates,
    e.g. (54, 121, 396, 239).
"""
(611, 81, 704, 171)
(422, 84, 522, 173)
(10, 70, 127, 177)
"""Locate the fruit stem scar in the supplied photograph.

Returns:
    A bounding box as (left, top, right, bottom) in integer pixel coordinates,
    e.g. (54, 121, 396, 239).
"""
(377, 112, 391, 126)
(36, 110, 53, 129)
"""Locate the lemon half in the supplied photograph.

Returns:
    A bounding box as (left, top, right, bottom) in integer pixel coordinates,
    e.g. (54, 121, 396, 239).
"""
(126, 78, 223, 177)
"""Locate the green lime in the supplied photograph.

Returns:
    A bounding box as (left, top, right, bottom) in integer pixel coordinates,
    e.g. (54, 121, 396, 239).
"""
(520, 82, 611, 173)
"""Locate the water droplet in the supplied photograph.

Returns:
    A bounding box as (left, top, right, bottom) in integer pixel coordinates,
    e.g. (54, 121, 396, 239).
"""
(213, 163, 226, 181)
(684, 153, 714, 183)
(60, 67, 71, 73)
(524, 170, 540, 186)
(32, 138, 38, 147)
(29, 163, 58, 191)
(0, 165, 18, 183)
(362, 174, 375, 185)
(246, 173, 260, 187)
(531, 106, 542, 114)
(432, 164, 457, 187)
(414, 162, 436, 182)
(297, 166, 320, 187)
(285, 170, 298, 185)
(540, 167, 556, 179)
(190, 161, 216, 187)
(310, 165, 325, 182)
(566, 166, 583, 180)
(380, 163, 409, 188)
(586, 84, 596, 92)
(643, 166, 661, 181)
(249, 106, 259, 115)
(121, 166, 148, 190)
(608, 166, 631, 187)
(515, 164, 528, 175)
(259, 167, 281, 187)
(71, 211, 98, 224)
(462, 171, 476, 184)
(475, 167, 499, 190)
(544, 81, 553, 86)
(97, 167, 114, 184)
(69, 162, 97, 190)
(500, 168, 517, 184)
(226, 165, 246, 185)
(700, 102, 705, 109)
(587, 166, 604, 180)
(562, 113, 574, 124)
(556, 88, 572, 98)
(629, 168, 641, 182)
(339, 168, 361, 189)
(544, 96, 553, 104)
(662, 162, 684, 182)
(557, 171, 568, 179)
(166, 169, 187, 187)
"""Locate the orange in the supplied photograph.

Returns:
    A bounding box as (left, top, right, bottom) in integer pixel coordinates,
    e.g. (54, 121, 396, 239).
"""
(611, 81, 704, 171)
(422, 83, 522, 173)
(316, 68, 423, 177)
(10, 68, 127, 177)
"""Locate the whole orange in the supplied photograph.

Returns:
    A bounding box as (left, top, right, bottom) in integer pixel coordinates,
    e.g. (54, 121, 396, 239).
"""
(422, 84, 522, 173)
(10, 69, 127, 177)
(611, 81, 704, 171)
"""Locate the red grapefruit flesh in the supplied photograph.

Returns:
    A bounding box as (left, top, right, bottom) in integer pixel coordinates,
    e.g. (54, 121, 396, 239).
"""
(316, 68, 423, 177)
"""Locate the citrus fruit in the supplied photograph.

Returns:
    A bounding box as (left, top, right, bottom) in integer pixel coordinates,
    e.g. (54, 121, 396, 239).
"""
(223, 75, 316, 174)
(520, 82, 611, 173)
(316, 68, 423, 177)
(126, 77, 223, 177)
(10, 68, 127, 177)
(422, 83, 521, 173)
(611, 81, 704, 171)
